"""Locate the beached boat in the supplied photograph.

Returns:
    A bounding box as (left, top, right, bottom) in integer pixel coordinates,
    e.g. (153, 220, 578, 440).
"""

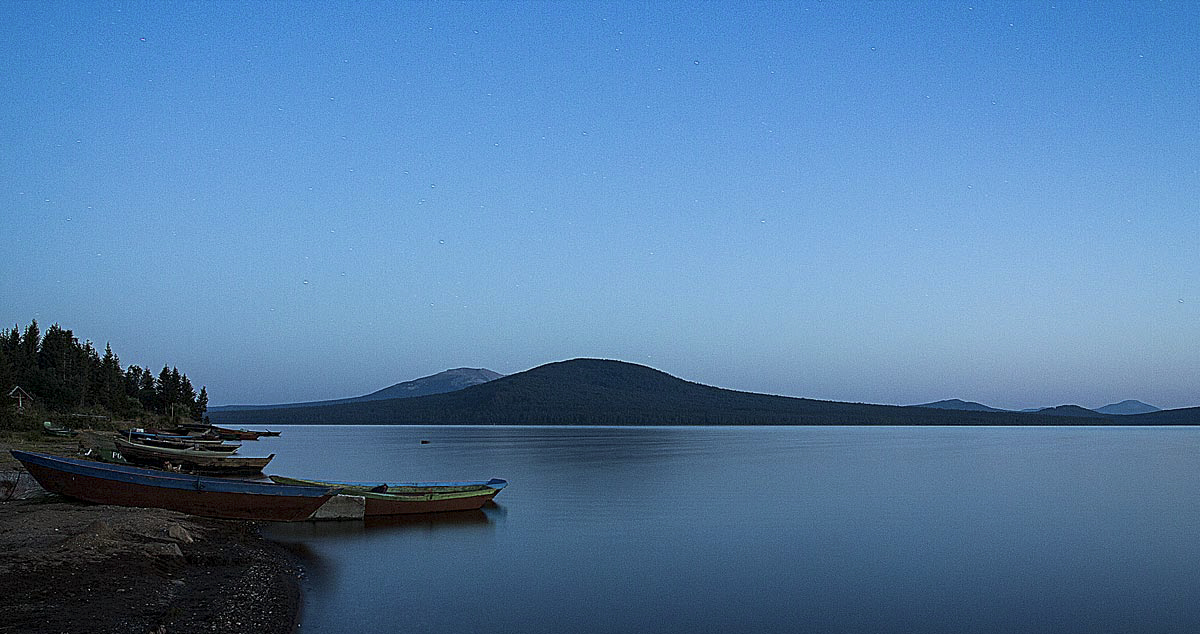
(114, 436, 273, 475)
(127, 429, 226, 444)
(42, 421, 79, 438)
(123, 431, 240, 453)
(10, 450, 337, 521)
(208, 424, 280, 441)
(269, 475, 508, 516)
(132, 436, 241, 453)
(172, 423, 279, 440)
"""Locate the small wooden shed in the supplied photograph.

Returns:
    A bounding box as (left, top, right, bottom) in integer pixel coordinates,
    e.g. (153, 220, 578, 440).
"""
(7, 386, 33, 410)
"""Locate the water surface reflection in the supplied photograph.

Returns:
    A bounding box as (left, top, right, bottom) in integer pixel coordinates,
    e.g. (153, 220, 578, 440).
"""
(256, 426, 1200, 634)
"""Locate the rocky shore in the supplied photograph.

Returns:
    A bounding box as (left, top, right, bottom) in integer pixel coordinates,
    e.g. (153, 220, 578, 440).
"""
(1, 441, 306, 634)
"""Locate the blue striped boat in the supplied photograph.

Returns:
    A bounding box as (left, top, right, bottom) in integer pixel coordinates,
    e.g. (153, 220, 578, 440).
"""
(11, 450, 338, 521)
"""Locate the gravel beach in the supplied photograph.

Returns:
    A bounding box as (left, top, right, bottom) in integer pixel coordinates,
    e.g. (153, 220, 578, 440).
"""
(1, 440, 307, 634)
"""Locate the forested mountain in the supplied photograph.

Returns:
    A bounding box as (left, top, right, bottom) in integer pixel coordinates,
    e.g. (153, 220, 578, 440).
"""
(361, 368, 503, 401)
(0, 319, 206, 425)
(1095, 400, 1160, 415)
(912, 399, 1003, 412)
(1032, 405, 1105, 417)
(207, 358, 1200, 426)
(209, 368, 502, 412)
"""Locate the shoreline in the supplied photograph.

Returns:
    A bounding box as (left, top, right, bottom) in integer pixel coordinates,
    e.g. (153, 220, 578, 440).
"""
(1, 438, 306, 634)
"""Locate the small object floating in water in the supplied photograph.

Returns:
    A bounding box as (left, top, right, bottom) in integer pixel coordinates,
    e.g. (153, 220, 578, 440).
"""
(420, 439, 430, 444)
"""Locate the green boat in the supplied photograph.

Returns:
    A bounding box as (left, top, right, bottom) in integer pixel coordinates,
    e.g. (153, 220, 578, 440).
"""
(269, 475, 507, 516)
(42, 421, 79, 438)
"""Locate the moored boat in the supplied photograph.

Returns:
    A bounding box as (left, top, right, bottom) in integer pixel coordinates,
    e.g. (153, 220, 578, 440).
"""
(269, 475, 507, 516)
(208, 424, 280, 441)
(172, 422, 280, 440)
(114, 436, 273, 475)
(211, 427, 263, 441)
(10, 450, 337, 521)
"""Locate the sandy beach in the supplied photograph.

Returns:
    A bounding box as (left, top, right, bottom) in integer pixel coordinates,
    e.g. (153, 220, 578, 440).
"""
(1, 439, 306, 634)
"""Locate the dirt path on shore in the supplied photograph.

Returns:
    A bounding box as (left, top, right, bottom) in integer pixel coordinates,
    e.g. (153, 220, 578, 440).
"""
(1, 438, 306, 634)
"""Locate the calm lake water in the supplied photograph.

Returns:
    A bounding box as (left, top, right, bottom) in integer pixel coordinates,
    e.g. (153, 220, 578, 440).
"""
(258, 425, 1200, 634)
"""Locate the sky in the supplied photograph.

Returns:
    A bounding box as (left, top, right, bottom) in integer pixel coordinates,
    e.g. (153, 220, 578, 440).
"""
(1, 1, 1196, 410)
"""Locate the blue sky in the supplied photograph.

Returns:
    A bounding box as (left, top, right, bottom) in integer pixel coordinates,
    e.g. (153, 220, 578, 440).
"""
(2, 2, 1196, 410)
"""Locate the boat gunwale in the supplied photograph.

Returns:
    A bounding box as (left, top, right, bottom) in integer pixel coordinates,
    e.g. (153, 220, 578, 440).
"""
(275, 476, 507, 490)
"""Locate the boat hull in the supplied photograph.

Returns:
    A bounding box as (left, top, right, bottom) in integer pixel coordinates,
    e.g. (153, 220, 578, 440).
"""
(128, 430, 228, 445)
(114, 437, 272, 475)
(361, 490, 499, 516)
(43, 421, 79, 437)
(270, 475, 505, 516)
(11, 451, 335, 521)
(132, 436, 240, 453)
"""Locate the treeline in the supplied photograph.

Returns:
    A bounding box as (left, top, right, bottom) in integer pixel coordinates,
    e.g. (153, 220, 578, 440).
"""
(0, 319, 207, 422)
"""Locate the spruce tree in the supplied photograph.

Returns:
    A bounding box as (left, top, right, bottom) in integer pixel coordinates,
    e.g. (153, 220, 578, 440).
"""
(16, 320, 40, 396)
(139, 367, 157, 412)
(97, 343, 124, 412)
(181, 374, 197, 417)
(21, 320, 39, 363)
(194, 386, 209, 419)
(157, 366, 175, 412)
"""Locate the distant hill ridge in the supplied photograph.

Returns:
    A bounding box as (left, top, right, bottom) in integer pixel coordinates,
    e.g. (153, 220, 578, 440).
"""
(1095, 400, 1160, 415)
(207, 358, 1199, 426)
(209, 367, 502, 412)
(914, 399, 1161, 417)
(361, 368, 503, 401)
(1034, 405, 1104, 418)
(914, 399, 1003, 412)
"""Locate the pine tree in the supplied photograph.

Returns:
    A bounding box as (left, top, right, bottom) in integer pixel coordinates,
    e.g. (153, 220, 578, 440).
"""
(0, 338, 11, 394)
(181, 374, 197, 416)
(80, 341, 99, 408)
(0, 327, 17, 396)
(139, 367, 158, 412)
(124, 365, 142, 399)
(170, 367, 183, 405)
(14, 320, 41, 396)
(97, 343, 124, 412)
(193, 386, 209, 419)
(38, 324, 80, 408)
(157, 366, 175, 412)
(21, 320, 39, 363)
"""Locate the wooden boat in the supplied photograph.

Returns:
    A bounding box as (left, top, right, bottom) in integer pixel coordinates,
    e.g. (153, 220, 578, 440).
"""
(132, 436, 241, 453)
(269, 475, 507, 516)
(123, 431, 240, 453)
(170, 422, 279, 440)
(114, 436, 273, 475)
(208, 425, 280, 441)
(10, 450, 337, 521)
(127, 429, 227, 445)
(42, 421, 79, 438)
